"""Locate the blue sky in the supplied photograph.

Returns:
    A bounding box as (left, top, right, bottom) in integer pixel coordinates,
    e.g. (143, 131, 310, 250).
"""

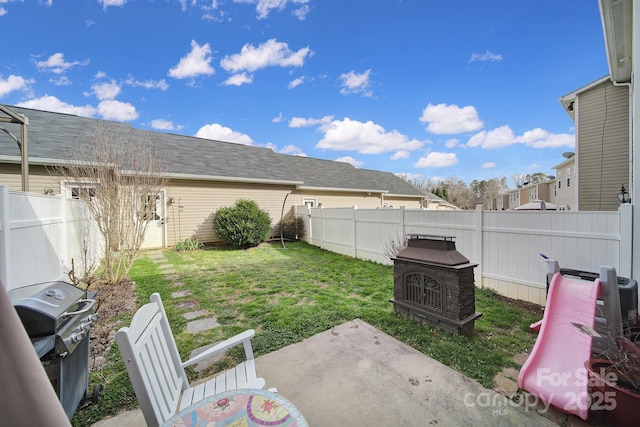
(0, 0, 608, 187)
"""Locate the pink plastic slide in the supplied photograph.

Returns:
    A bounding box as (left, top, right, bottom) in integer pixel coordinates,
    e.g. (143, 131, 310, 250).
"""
(517, 272, 600, 420)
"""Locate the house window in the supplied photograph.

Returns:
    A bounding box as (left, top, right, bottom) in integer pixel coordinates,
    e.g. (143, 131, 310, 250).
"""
(558, 171, 562, 189)
(566, 168, 571, 187)
(303, 198, 317, 208)
(70, 186, 96, 200)
(142, 194, 161, 220)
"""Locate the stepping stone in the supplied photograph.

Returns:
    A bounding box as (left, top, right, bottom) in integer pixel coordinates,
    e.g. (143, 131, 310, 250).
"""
(188, 343, 227, 373)
(158, 264, 175, 271)
(493, 367, 520, 397)
(183, 309, 208, 320)
(175, 300, 198, 309)
(171, 290, 192, 298)
(164, 274, 180, 281)
(171, 281, 185, 287)
(187, 317, 220, 333)
(147, 252, 164, 259)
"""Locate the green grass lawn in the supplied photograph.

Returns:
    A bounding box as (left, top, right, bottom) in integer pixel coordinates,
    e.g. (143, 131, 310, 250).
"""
(72, 241, 542, 426)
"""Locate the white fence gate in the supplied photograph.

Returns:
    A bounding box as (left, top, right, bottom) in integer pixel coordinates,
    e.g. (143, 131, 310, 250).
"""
(307, 205, 633, 305)
(0, 186, 103, 291)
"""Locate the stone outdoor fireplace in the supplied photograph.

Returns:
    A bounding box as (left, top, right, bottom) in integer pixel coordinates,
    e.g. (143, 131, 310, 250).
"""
(390, 234, 481, 336)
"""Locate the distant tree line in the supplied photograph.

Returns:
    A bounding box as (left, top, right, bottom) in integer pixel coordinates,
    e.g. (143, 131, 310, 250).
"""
(398, 172, 550, 210)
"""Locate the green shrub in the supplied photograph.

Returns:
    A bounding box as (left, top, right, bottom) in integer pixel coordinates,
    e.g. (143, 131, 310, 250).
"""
(175, 236, 204, 251)
(279, 215, 305, 240)
(213, 199, 272, 248)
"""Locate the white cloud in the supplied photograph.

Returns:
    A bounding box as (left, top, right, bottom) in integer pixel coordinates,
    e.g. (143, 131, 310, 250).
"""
(235, 0, 310, 20)
(272, 112, 284, 123)
(168, 40, 215, 79)
(92, 80, 121, 100)
(338, 69, 372, 96)
(50, 76, 72, 86)
(335, 156, 363, 167)
(125, 77, 169, 90)
(151, 119, 182, 131)
(279, 144, 307, 156)
(99, 0, 127, 9)
(469, 50, 503, 63)
(222, 73, 254, 86)
(391, 151, 410, 160)
(16, 95, 96, 117)
(481, 162, 496, 169)
(195, 123, 253, 145)
(0, 75, 32, 97)
(419, 103, 484, 134)
(0, 7, 7, 17)
(220, 39, 311, 73)
(97, 100, 138, 121)
(467, 125, 515, 149)
(466, 125, 575, 149)
(35, 53, 88, 74)
(292, 4, 310, 20)
(316, 117, 424, 155)
(289, 115, 333, 128)
(414, 152, 458, 168)
(444, 138, 459, 148)
(288, 76, 304, 89)
(517, 128, 575, 148)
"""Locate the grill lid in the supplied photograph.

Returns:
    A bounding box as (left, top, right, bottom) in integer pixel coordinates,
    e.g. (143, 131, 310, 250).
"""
(8, 281, 86, 337)
(394, 234, 470, 266)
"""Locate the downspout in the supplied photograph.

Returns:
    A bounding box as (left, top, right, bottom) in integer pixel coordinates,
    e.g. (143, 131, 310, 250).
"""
(611, 80, 633, 200)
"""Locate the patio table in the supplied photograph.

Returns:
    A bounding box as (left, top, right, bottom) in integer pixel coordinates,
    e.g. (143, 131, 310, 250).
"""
(161, 388, 308, 427)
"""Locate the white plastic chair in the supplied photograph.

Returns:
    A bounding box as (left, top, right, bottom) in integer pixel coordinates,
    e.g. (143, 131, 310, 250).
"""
(116, 292, 266, 426)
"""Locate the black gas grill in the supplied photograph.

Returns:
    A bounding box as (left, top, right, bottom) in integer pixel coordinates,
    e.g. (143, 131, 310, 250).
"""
(9, 281, 99, 419)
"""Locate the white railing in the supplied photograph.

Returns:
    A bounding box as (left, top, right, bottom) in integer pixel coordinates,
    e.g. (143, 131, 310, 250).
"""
(0, 186, 103, 291)
(307, 204, 633, 305)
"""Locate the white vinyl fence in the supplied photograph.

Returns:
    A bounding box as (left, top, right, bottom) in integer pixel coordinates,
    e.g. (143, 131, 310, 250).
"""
(0, 186, 103, 291)
(306, 204, 633, 305)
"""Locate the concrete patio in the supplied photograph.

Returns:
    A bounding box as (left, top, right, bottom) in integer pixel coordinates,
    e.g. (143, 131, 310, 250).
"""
(93, 319, 587, 427)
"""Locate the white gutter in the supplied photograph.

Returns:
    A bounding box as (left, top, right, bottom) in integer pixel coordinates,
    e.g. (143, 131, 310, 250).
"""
(296, 185, 387, 194)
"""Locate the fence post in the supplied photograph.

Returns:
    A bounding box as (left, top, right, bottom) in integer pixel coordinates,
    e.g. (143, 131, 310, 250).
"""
(619, 203, 632, 278)
(0, 186, 11, 289)
(352, 206, 357, 258)
(475, 205, 484, 288)
(319, 206, 324, 249)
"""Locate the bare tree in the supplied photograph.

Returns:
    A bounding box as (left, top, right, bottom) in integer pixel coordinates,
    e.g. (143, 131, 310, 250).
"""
(51, 124, 168, 285)
(442, 176, 474, 209)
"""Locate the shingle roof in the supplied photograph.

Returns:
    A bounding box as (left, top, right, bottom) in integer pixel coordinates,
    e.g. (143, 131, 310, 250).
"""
(0, 105, 428, 197)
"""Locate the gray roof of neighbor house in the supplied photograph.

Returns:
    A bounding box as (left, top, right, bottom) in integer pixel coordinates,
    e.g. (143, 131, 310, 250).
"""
(0, 106, 428, 198)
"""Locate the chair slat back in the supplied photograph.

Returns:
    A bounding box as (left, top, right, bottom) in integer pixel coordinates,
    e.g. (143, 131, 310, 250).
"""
(116, 298, 187, 426)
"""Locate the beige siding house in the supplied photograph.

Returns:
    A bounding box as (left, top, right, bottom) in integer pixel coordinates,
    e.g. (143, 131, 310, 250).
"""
(559, 77, 630, 211)
(0, 106, 431, 248)
(553, 155, 577, 210)
(495, 194, 509, 210)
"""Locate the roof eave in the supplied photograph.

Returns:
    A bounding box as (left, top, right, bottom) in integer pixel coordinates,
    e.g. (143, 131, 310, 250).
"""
(297, 185, 388, 194)
(599, 0, 633, 83)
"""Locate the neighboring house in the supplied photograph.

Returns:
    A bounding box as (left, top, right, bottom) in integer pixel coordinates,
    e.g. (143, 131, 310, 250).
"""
(559, 76, 630, 211)
(495, 194, 509, 210)
(489, 177, 556, 211)
(0, 106, 430, 248)
(422, 191, 458, 210)
(553, 153, 577, 210)
(507, 189, 520, 210)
